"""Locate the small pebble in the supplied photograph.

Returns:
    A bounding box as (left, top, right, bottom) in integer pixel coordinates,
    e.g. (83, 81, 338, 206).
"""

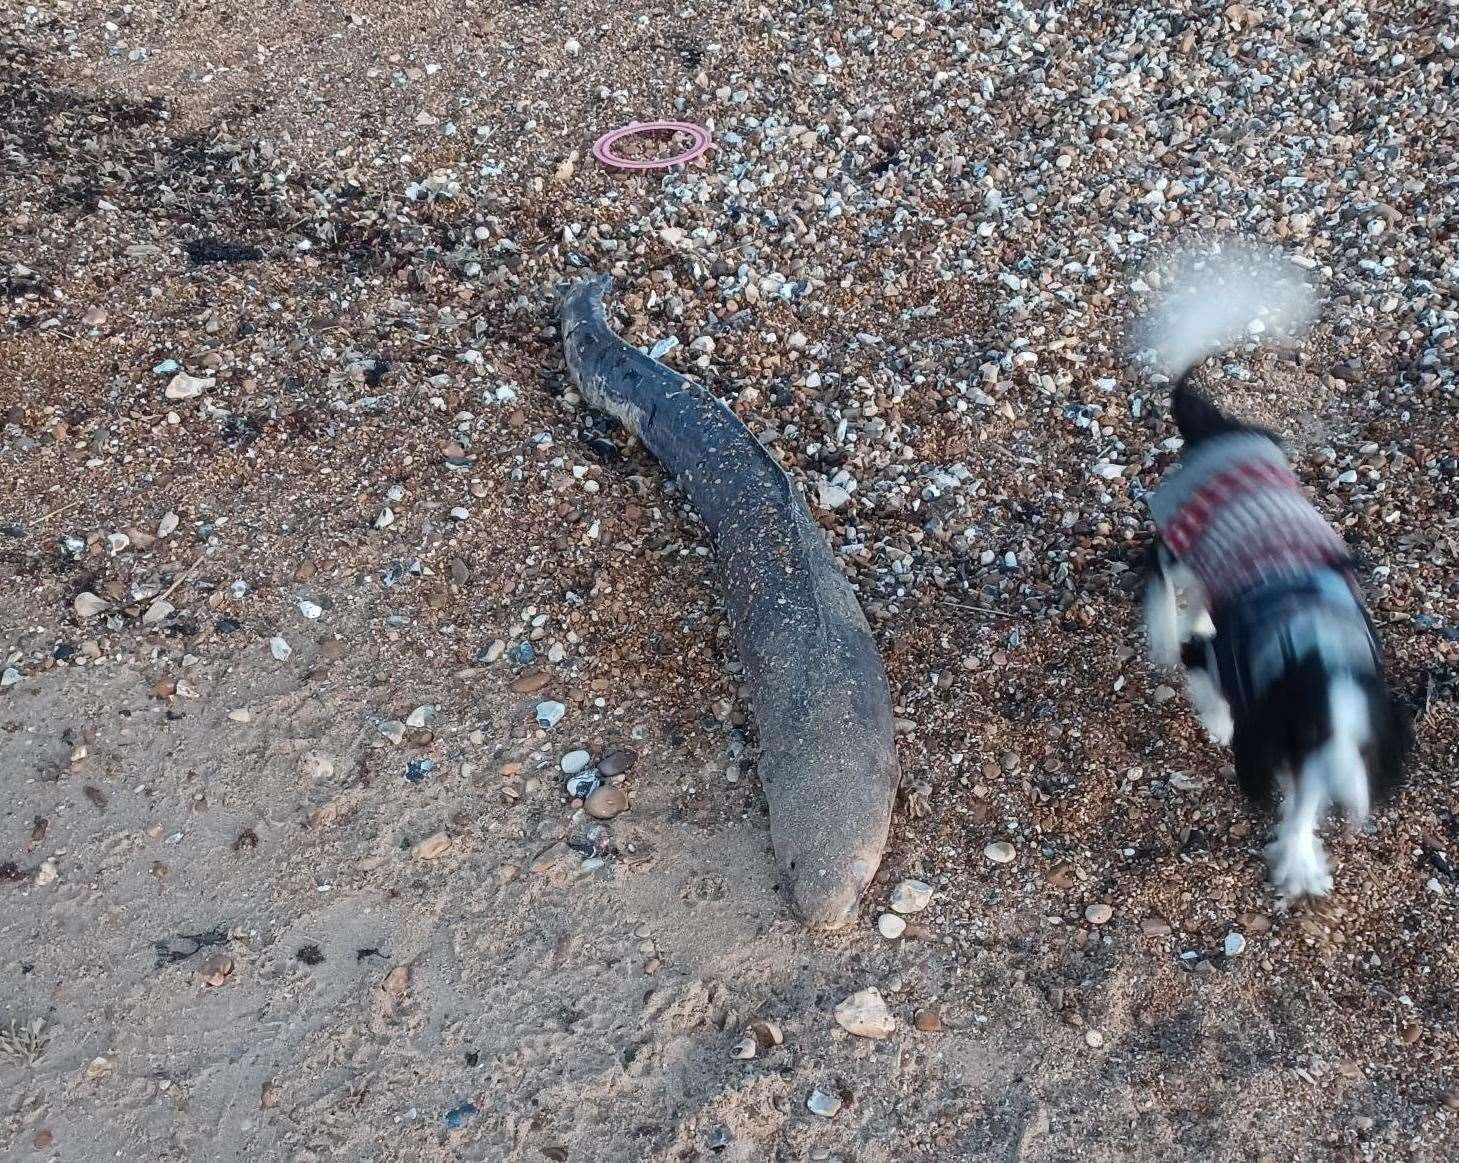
(1085, 903, 1114, 925)
(560, 749, 591, 774)
(164, 371, 213, 400)
(750, 1019, 784, 1048)
(834, 988, 895, 1039)
(585, 786, 628, 819)
(565, 770, 601, 799)
(444, 1101, 478, 1130)
(1085, 1029, 1105, 1049)
(510, 670, 550, 694)
(142, 598, 175, 625)
(913, 1008, 944, 1033)
(877, 913, 907, 939)
(73, 591, 109, 619)
(297, 599, 323, 620)
(198, 954, 235, 987)
(535, 700, 565, 728)
(597, 749, 638, 777)
(984, 841, 1016, 864)
(405, 704, 434, 728)
(1223, 932, 1247, 957)
(889, 878, 933, 914)
(269, 636, 291, 662)
(806, 1089, 841, 1119)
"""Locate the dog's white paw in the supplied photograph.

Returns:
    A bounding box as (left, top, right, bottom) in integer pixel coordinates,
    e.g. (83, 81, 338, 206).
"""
(1193, 691, 1233, 746)
(1203, 711, 1234, 748)
(1266, 838, 1332, 901)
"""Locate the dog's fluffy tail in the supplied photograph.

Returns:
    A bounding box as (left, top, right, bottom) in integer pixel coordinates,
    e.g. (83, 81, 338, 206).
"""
(1135, 241, 1318, 390)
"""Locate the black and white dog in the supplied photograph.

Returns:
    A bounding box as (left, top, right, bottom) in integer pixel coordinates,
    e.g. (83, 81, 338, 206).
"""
(1138, 245, 1412, 900)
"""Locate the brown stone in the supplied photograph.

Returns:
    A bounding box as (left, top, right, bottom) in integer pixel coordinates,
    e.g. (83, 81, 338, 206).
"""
(198, 954, 234, 987)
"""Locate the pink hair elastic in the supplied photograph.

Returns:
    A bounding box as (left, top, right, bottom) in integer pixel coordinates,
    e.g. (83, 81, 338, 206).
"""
(591, 120, 712, 171)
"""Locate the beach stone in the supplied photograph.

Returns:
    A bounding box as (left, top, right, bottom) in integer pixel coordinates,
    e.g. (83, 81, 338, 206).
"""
(889, 878, 933, 914)
(585, 786, 628, 819)
(142, 598, 174, 625)
(560, 749, 591, 774)
(807, 1089, 841, 1118)
(1223, 932, 1247, 957)
(914, 1008, 944, 1032)
(598, 749, 638, 777)
(164, 371, 213, 400)
(1085, 903, 1114, 925)
(198, 954, 234, 987)
(834, 988, 895, 1039)
(877, 913, 907, 939)
(565, 771, 601, 799)
(73, 591, 109, 619)
(750, 1019, 783, 1048)
(984, 841, 1016, 864)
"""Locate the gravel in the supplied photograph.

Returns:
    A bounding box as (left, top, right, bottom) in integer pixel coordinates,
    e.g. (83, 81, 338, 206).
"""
(3, 0, 1457, 1156)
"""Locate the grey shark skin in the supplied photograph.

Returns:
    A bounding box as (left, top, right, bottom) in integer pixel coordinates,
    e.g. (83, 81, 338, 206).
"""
(559, 276, 900, 929)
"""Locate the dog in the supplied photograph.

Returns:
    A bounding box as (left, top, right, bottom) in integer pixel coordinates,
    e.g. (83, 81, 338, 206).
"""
(1137, 244, 1412, 900)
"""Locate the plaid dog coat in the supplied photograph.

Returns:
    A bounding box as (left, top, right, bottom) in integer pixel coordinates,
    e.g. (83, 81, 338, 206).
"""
(1147, 433, 1379, 712)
